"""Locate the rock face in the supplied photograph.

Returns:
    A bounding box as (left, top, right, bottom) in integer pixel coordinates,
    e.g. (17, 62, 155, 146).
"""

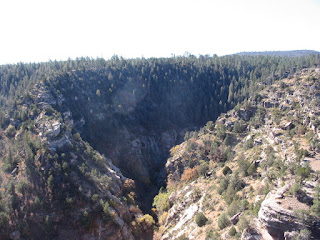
(101, 127, 183, 188)
(161, 184, 206, 240)
(27, 83, 141, 240)
(165, 142, 189, 182)
(258, 183, 308, 239)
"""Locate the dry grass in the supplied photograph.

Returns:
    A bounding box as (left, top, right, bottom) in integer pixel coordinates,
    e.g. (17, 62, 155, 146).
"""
(279, 196, 310, 211)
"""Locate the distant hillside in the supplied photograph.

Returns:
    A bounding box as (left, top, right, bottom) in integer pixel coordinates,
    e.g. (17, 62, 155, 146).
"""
(235, 50, 320, 57)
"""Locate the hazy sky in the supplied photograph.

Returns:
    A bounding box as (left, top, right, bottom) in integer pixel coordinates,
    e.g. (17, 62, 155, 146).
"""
(0, 0, 319, 64)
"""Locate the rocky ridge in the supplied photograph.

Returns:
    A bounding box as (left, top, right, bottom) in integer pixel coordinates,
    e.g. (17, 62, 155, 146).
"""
(154, 68, 320, 240)
(4, 81, 154, 240)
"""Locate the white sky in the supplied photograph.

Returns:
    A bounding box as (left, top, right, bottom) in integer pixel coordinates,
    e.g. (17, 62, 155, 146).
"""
(0, 0, 319, 64)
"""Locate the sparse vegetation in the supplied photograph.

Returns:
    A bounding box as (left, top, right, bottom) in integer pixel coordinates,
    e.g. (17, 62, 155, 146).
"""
(218, 213, 230, 229)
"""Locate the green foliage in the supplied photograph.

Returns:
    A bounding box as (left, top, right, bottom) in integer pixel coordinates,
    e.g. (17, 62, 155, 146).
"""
(102, 201, 110, 220)
(218, 177, 229, 195)
(293, 209, 313, 225)
(153, 191, 170, 213)
(279, 81, 287, 89)
(187, 140, 198, 152)
(32, 196, 42, 211)
(5, 125, 16, 138)
(216, 124, 226, 140)
(223, 166, 232, 175)
(237, 154, 251, 176)
(225, 146, 234, 162)
(227, 199, 248, 218)
(253, 200, 263, 215)
(218, 213, 230, 229)
(45, 215, 54, 236)
(261, 146, 276, 170)
(184, 131, 191, 141)
(2, 148, 15, 173)
(233, 121, 246, 133)
(64, 197, 75, 210)
(229, 226, 237, 236)
(197, 161, 209, 177)
(297, 166, 311, 181)
(295, 147, 310, 161)
(46, 174, 54, 189)
(205, 121, 214, 131)
(195, 212, 208, 227)
(296, 229, 311, 240)
(250, 107, 266, 128)
(91, 194, 99, 203)
(244, 138, 254, 150)
(205, 230, 221, 240)
(0, 211, 9, 229)
(140, 214, 155, 227)
(272, 108, 282, 125)
(237, 216, 250, 232)
(263, 183, 270, 195)
(247, 163, 257, 176)
(224, 186, 239, 205)
(80, 211, 92, 229)
(229, 172, 245, 192)
(210, 144, 228, 162)
(227, 200, 240, 216)
(291, 183, 301, 195)
(177, 234, 189, 240)
(218, 172, 244, 203)
(223, 134, 232, 146)
(17, 181, 29, 196)
(73, 133, 82, 142)
(311, 184, 320, 215)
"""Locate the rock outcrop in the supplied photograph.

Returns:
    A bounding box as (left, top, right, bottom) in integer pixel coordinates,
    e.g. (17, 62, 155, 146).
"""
(258, 183, 309, 239)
